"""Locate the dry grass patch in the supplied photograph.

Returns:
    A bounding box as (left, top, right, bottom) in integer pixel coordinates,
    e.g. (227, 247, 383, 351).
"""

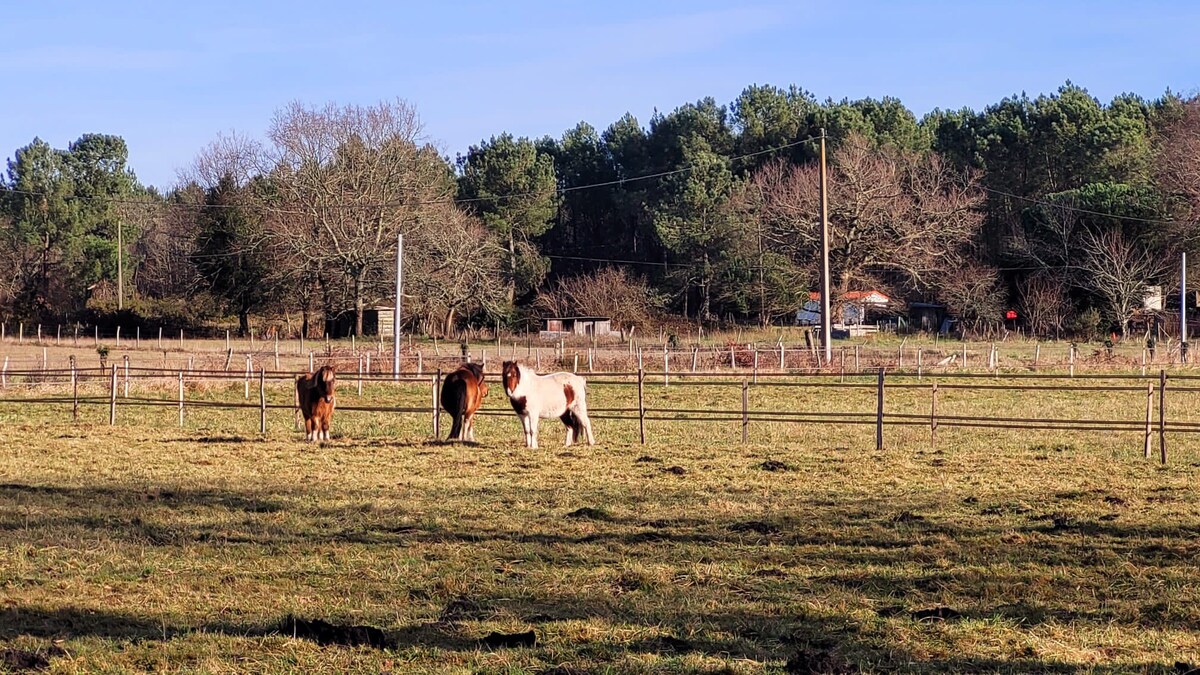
(0, 380, 1199, 673)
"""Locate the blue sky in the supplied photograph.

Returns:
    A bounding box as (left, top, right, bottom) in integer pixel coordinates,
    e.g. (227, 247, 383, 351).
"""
(3, 1, 1198, 190)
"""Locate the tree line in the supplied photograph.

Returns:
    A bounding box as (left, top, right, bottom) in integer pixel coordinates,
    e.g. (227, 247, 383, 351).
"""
(2, 82, 1198, 338)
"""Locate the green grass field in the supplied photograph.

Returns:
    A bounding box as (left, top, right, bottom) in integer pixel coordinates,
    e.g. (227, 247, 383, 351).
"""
(2, 375, 1200, 673)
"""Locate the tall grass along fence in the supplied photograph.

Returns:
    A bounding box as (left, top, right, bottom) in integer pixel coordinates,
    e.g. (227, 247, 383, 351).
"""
(4, 360, 1196, 464)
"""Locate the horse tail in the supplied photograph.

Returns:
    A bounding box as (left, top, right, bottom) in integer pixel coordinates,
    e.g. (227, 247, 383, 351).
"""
(443, 377, 468, 440)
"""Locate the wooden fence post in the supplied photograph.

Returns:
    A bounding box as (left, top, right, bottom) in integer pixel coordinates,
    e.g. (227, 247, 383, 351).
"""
(572, 352, 578, 373)
(308, 351, 314, 373)
(663, 348, 669, 386)
(1144, 382, 1153, 459)
(71, 356, 78, 421)
(730, 344, 736, 370)
(779, 342, 785, 370)
(123, 355, 129, 398)
(433, 369, 442, 438)
(854, 345, 860, 371)
(19, 322, 23, 344)
(752, 349, 759, 384)
(1034, 343, 1041, 368)
(875, 367, 885, 451)
(37, 324, 42, 344)
(180, 328, 184, 351)
(259, 369, 267, 434)
(136, 326, 140, 348)
(417, 351, 423, 377)
(1069, 345, 1075, 377)
(691, 346, 698, 373)
(226, 330, 231, 352)
(157, 327, 162, 350)
(244, 356, 252, 399)
(357, 356, 363, 396)
(2, 355, 8, 388)
(108, 364, 117, 426)
(178, 371, 185, 427)
(1159, 369, 1167, 464)
(930, 383, 938, 449)
(741, 378, 749, 443)
(917, 349, 923, 381)
(637, 368, 646, 444)
(961, 342, 967, 369)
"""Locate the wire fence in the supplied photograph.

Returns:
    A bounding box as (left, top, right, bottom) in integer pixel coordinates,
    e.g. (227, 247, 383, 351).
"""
(3, 360, 1197, 463)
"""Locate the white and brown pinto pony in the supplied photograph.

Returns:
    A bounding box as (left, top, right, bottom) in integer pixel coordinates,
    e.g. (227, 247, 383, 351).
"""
(501, 360, 595, 448)
(441, 362, 488, 441)
(296, 365, 336, 441)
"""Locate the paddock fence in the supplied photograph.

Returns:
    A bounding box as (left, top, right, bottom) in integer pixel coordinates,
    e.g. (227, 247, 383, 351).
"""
(3, 357, 1199, 463)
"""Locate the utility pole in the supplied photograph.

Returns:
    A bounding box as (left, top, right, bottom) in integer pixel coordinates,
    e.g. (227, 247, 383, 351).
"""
(1182, 251, 1188, 364)
(117, 219, 124, 311)
(392, 233, 403, 379)
(818, 128, 833, 364)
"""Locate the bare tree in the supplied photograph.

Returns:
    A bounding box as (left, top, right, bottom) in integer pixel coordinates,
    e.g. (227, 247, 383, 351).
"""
(535, 267, 661, 329)
(745, 135, 984, 309)
(133, 189, 203, 302)
(403, 205, 507, 336)
(935, 263, 1004, 335)
(1158, 97, 1200, 220)
(1077, 228, 1164, 335)
(265, 99, 454, 335)
(1017, 272, 1071, 338)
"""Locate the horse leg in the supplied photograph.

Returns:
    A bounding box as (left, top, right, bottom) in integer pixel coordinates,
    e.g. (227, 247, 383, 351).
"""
(466, 413, 476, 442)
(526, 413, 538, 449)
(562, 412, 575, 447)
(304, 416, 314, 442)
(576, 403, 595, 445)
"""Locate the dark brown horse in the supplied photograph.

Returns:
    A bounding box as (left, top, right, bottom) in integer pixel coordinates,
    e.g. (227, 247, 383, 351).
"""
(441, 362, 488, 441)
(296, 365, 336, 441)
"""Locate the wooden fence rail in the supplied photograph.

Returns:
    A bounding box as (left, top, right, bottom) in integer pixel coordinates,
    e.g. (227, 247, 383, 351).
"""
(1, 365, 1193, 464)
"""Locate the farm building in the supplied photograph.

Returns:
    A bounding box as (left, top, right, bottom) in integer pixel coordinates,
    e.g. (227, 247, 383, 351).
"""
(539, 316, 614, 339)
(797, 290, 891, 327)
(324, 305, 397, 337)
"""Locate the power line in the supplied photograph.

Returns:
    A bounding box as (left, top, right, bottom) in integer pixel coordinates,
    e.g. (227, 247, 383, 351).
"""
(982, 185, 1192, 227)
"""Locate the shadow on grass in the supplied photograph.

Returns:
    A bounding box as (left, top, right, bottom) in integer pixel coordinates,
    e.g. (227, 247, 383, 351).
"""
(0, 604, 1185, 674)
(2, 481, 1198, 671)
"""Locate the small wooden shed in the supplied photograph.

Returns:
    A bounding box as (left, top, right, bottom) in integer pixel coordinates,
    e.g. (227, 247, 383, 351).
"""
(539, 316, 614, 339)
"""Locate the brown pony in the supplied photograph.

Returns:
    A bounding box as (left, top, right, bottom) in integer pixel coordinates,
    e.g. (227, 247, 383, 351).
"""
(296, 365, 336, 441)
(441, 362, 488, 441)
